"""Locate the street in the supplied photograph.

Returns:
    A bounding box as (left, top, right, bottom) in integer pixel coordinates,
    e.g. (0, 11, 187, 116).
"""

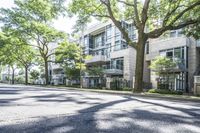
(0, 84, 200, 133)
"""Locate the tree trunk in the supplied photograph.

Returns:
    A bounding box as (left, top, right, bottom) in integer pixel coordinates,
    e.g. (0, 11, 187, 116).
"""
(12, 68, 15, 84)
(44, 58, 49, 85)
(134, 33, 147, 92)
(25, 66, 28, 85)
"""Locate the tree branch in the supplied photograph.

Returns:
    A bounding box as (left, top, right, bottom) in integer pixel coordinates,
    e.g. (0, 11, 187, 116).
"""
(147, 19, 198, 38)
(134, 0, 141, 28)
(117, 0, 134, 7)
(92, 14, 111, 18)
(101, 0, 137, 48)
(162, 2, 182, 26)
(169, 1, 200, 26)
(141, 0, 150, 25)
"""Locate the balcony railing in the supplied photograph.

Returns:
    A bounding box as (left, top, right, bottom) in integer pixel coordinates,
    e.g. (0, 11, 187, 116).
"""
(52, 74, 65, 79)
(85, 55, 107, 64)
(104, 69, 123, 75)
(52, 64, 62, 70)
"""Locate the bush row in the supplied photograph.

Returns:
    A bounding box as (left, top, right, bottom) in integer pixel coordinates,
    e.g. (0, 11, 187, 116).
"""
(148, 89, 183, 95)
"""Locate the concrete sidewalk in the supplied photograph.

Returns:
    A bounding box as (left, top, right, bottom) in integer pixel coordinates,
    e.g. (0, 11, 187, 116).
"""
(1, 83, 200, 102)
(48, 85, 200, 102)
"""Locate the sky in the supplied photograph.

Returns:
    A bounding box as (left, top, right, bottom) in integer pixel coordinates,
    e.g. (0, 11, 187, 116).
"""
(0, 0, 94, 34)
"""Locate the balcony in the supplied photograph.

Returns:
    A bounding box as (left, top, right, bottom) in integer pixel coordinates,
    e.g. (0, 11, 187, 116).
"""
(52, 64, 62, 70)
(104, 69, 123, 75)
(52, 74, 65, 79)
(85, 55, 107, 64)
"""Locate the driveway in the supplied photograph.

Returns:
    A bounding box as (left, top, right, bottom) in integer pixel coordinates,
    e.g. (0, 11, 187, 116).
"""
(0, 84, 200, 133)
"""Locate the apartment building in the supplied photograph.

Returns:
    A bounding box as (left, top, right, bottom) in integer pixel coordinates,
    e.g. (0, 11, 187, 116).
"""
(81, 21, 200, 93)
(145, 31, 200, 93)
(80, 21, 137, 89)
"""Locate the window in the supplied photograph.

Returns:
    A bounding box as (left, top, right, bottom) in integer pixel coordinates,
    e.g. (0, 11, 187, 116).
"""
(174, 48, 181, 59)
(128, 24, 136, 40)
(104, 46, 111, 57)
(94, 35, 101, 48)
(94, 33, 105, 48)
(177, 29, 183, 37)
(166, 50, 173, 59)
(111, 58, 124, 70)
(106, 24, 112, 43)
(114, 41, 121, 51)
(170, 31, 176, 37)
(84, 35, 88, 46)
(114, 41, 128, 51)
(115, 27, 121, 41)
(159, 47, 187, 67)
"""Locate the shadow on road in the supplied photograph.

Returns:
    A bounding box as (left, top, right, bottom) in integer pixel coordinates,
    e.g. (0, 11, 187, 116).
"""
(0, 86, 200, 133)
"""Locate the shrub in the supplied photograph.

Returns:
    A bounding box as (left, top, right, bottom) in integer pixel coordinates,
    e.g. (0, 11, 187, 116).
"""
(148, 89, 183, 95)
(123, 87, 132, 91)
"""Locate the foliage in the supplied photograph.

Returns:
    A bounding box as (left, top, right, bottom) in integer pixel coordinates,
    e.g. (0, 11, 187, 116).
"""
(0, 0, 67, 85)
(148, 89, 183, 95)
(64, 67, 80, 80)
(56, 41, 89, 79)
(123, 87, 132, 91)
(87, 67, 104, 77)
(69, 0, 200, 41)
(56, 41, 82, 68)
(150, 56, 177, 75)
(0, 28, 36, 84)
(30, 70, 40, 80)
(184, 23, 200, 40)
(15, 76, 24, 84)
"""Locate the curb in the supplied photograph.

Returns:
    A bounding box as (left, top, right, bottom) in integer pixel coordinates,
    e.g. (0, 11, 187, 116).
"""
(53, 86, 200, 103)
(2, 84, 199, 102)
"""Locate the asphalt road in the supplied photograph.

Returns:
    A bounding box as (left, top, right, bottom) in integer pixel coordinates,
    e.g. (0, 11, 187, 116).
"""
(0, 84, 200, 133)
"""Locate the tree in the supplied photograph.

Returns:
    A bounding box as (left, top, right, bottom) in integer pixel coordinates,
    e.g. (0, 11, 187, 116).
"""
(0, 0, 66, 85)
(14, 45, 35, 85)
(87, 67, 104, 77)
(150, 56, 177, 89)
(0, 52, 17, 84)
(0, 34, 17, 84)
(30, 70, 40, 82)
(0, 29, 35, 85)
(150, 56, 176, 75)
(56, 41, 89, 86)
(69, 0, 200, 92)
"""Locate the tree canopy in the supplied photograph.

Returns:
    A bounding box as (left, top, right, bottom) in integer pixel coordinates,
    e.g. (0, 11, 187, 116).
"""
(55, 41, 88, 80)
(0, 0, 67, 85)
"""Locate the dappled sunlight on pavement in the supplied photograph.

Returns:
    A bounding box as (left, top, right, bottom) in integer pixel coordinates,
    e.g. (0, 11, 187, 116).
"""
(0, 84, 200, 133)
